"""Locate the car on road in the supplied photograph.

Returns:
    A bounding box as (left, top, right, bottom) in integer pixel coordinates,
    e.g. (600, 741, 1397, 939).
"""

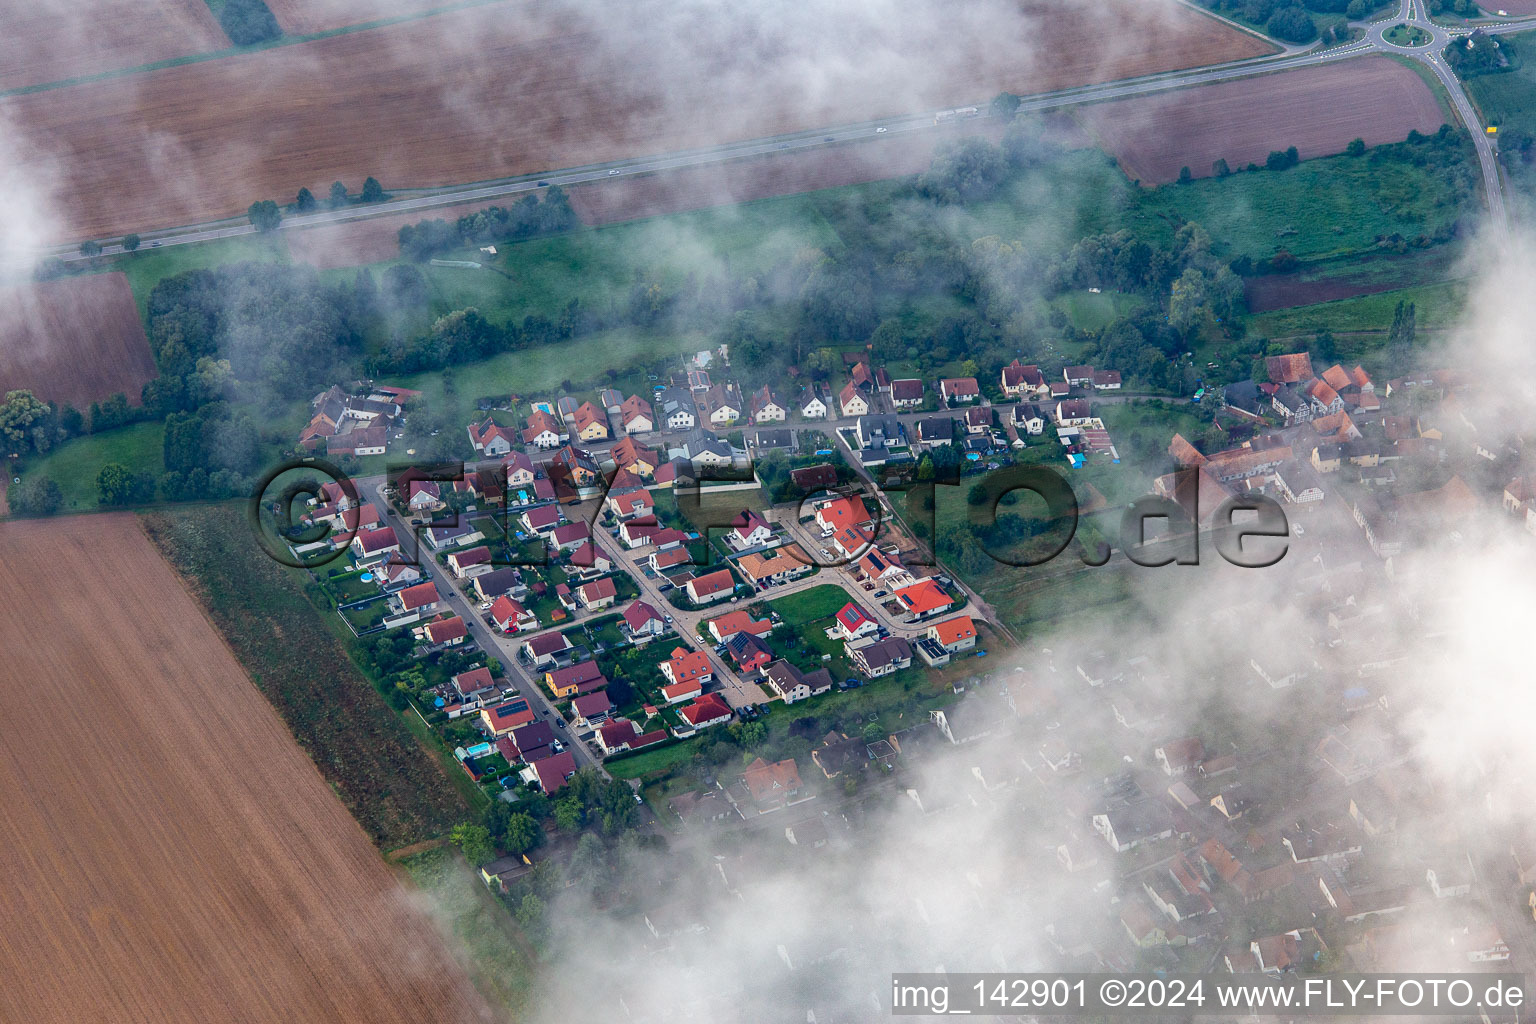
(862, 583, 874, 591)
(634, 793, 643, 804)
(608, 169, 620, 175)
(538, 180, 549, 186)
(695, 634, 706, 644)
(875, 126, 888, 133)
(664, 614, 673, 623)
(873, 590, 887, 598)
(657, 581, 673, 592)
(555, 719, 566, 729)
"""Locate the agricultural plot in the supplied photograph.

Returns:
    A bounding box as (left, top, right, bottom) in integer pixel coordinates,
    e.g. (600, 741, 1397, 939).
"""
(0, 514, 496, 1024)
(3, 0, 1271, 241)
(0, 0, 225, 92)
(1075, 57, 1445, 184)
(0, 272, 157, 409)
(264, 0, 449, 34)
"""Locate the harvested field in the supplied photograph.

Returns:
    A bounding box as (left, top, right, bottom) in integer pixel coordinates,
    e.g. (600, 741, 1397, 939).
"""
(0, 0, 225, 92)
(1244, 247, 1462, 312)
(0, 515, 498, 1024)
(0, 272, 157, 408)
(1076, 57, 1444, 184)
(4, 0, 1272, 241)
(265, 0, 454, 34)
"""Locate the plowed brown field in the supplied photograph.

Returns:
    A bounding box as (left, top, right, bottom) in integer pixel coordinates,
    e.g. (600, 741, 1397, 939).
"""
(0, 0, 225, 92)
(3, 0, 1273, 241)
(265, 0, 450, 34)
(1075, 57, 1445, 184)
(0, 272, 157, 408)
(0, 514, 498, 1024)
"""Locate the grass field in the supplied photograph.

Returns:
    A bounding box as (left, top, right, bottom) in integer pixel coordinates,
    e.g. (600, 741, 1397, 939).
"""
(0, 513, 496, 1024)
(1465, 58, 1536, 208)
(769, 584, 854, 627)
(21, 420, 165, 512)
(142, 502, 477, 849)
(397, 847, 533, 1017)
(1053, 289, 1145, 331)
(113, 231, 291, 313)
(1245, 279, 1469, 338)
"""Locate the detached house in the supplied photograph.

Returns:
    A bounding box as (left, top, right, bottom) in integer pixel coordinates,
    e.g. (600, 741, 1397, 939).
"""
(621, 600, 666, 640)
(447, 546, 493, 579)
(798, 385, 828, 420)
(1001, 360, 1047, 398)
(491, 595, 536, 633)
(832, 602, 879, 641)
(697, 384, 742, 427)
(838, 382, 869, 418)
(620, 394, 655, 434)
(728, 509, 773, 549)
(926, 615, 977, 653)
(762, 660, 834, 704)
(415, 614, 467, 649)
(468, 418, 517, 456)
(686, 569, 735, 605)
(847, 636, 912, 677)
(660, 647, 712, 702)
(575, 577, 617, 610)
(939, 377, 980, 404)
(749, 386, 787, 423)
(520, 631, 572, 668)
(656, 388, 697, 430)
(572, 402, 609, 442)
(891, 379, 924, 408)
(521, 409, 564, 449)
(351, 526, 400, 565)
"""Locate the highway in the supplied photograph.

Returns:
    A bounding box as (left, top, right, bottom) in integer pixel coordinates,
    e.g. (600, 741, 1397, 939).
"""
(42, 0, 1536, 264)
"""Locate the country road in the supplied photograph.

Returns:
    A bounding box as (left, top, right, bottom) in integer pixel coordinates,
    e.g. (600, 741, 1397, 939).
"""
(43, 1, 1536, 262)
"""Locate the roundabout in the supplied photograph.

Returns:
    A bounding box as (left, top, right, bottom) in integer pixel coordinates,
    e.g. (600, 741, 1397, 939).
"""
(1384, 22, 1434, 46)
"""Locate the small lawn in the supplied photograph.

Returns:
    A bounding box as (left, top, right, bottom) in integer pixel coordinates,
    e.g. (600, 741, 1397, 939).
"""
(769, 584, 852, 627)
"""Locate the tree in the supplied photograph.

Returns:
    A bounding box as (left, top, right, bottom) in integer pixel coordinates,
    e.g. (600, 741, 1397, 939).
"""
(215, 0, 281, 45)
(0, 391, 48, 454)
(1178, 165, 1193, 184)
(449, 823, 496, 866)
(990, 92, 1022, 119)
(1266, 6, 1317, 43)
(1212, 157, 1231, 178)
(966, 482, 990, 507)
(570, 832, 607, 882)
(9, 477, 62, 516)
(1346, 137, 1366, 157)
(361, 176, 385, 203)
(329, 181, 350, 207)
(122, 233, 141, 252)
(97, 463, 150, 506)
(294, 187, 317, 212)
(553, 796, 584, 831)
(247, 200, 282, 232)
(503, 812, 540, 855)
(79, 240, 102, 258)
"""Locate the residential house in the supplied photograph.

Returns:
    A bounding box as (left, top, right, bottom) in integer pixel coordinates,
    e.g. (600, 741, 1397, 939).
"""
(926, 615, 977, 653)
(728, 509, 774, 549)
(1001, 360, 1047, 398)
(737, 546, 812, 587)
(415, 614, 467, 649)
(468, 418, 517, 456)
(1093, 801, 1175, 853)
(656, 388, 697, 430)
(763, 661, 834, 705)
(596, 718, 665, 756)
(679, 693, 733, 731)
(732, 757, 808, 814)
(1012, 403, 1045, 435)
(531, 750, 578, 793)
(520, 631, 572, 668)
(480, 697, 536, 737)
(571, 690, 614, 729)
(1091, 369, 1122, 390)
(939, 377, 980, 404)
(621, 600, 666, 640)
(726, 632, 774, 674)
(521, 504, 563, 535)
(447, 546, 493, 579)
(606, 488, 655, 521)
(963, 406, 991, 434)
(451, 666, 498, 705)
(893, 579, 953, 619)
(545, 660, 606, 700)
(502, 451, 537, 489)
(549, 445, 600, 488)
(749, 386, 787, 423)
(916, 416, 954, 446)
(697, 384, 742, 427)
(798, 385, 828, 420)
(789, 464, 838, 492)
(1155, 738, 1205, 776)
(390, 581, 440, 619)
(660, 647, 712, 702)
(707, 610, 772, 644)
(686, 569, 735, 605)
(825, 601, 879, 645)
(351, 526, 400, 565)
(620, 395, 655, 434)
(1266, 352, 1315, 384)
(521, 410, 564, 449)
(1055, 399, 1093, 426)
(847, 636, 912, 677)
(891, 379, 924, 408)
(1063, 365, 1094, 387)
(856, 415, 904, 449)
(572, 402, 609, 442)
(815, 495, 874, 558)
(575, 577, 617, 610)
(491, 595, 537, 633)
(837, 382, 869, 418)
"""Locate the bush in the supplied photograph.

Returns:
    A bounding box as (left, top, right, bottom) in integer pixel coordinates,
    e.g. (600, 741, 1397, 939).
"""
(1266, 5, 1317, 42)
(9, 477, 62, 516)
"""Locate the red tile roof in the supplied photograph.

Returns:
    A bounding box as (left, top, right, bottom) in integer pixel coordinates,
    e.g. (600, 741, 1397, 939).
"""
(930, 615, 976, 646)
(680, 693, 732, 727)
(425, 616, 467, 643)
